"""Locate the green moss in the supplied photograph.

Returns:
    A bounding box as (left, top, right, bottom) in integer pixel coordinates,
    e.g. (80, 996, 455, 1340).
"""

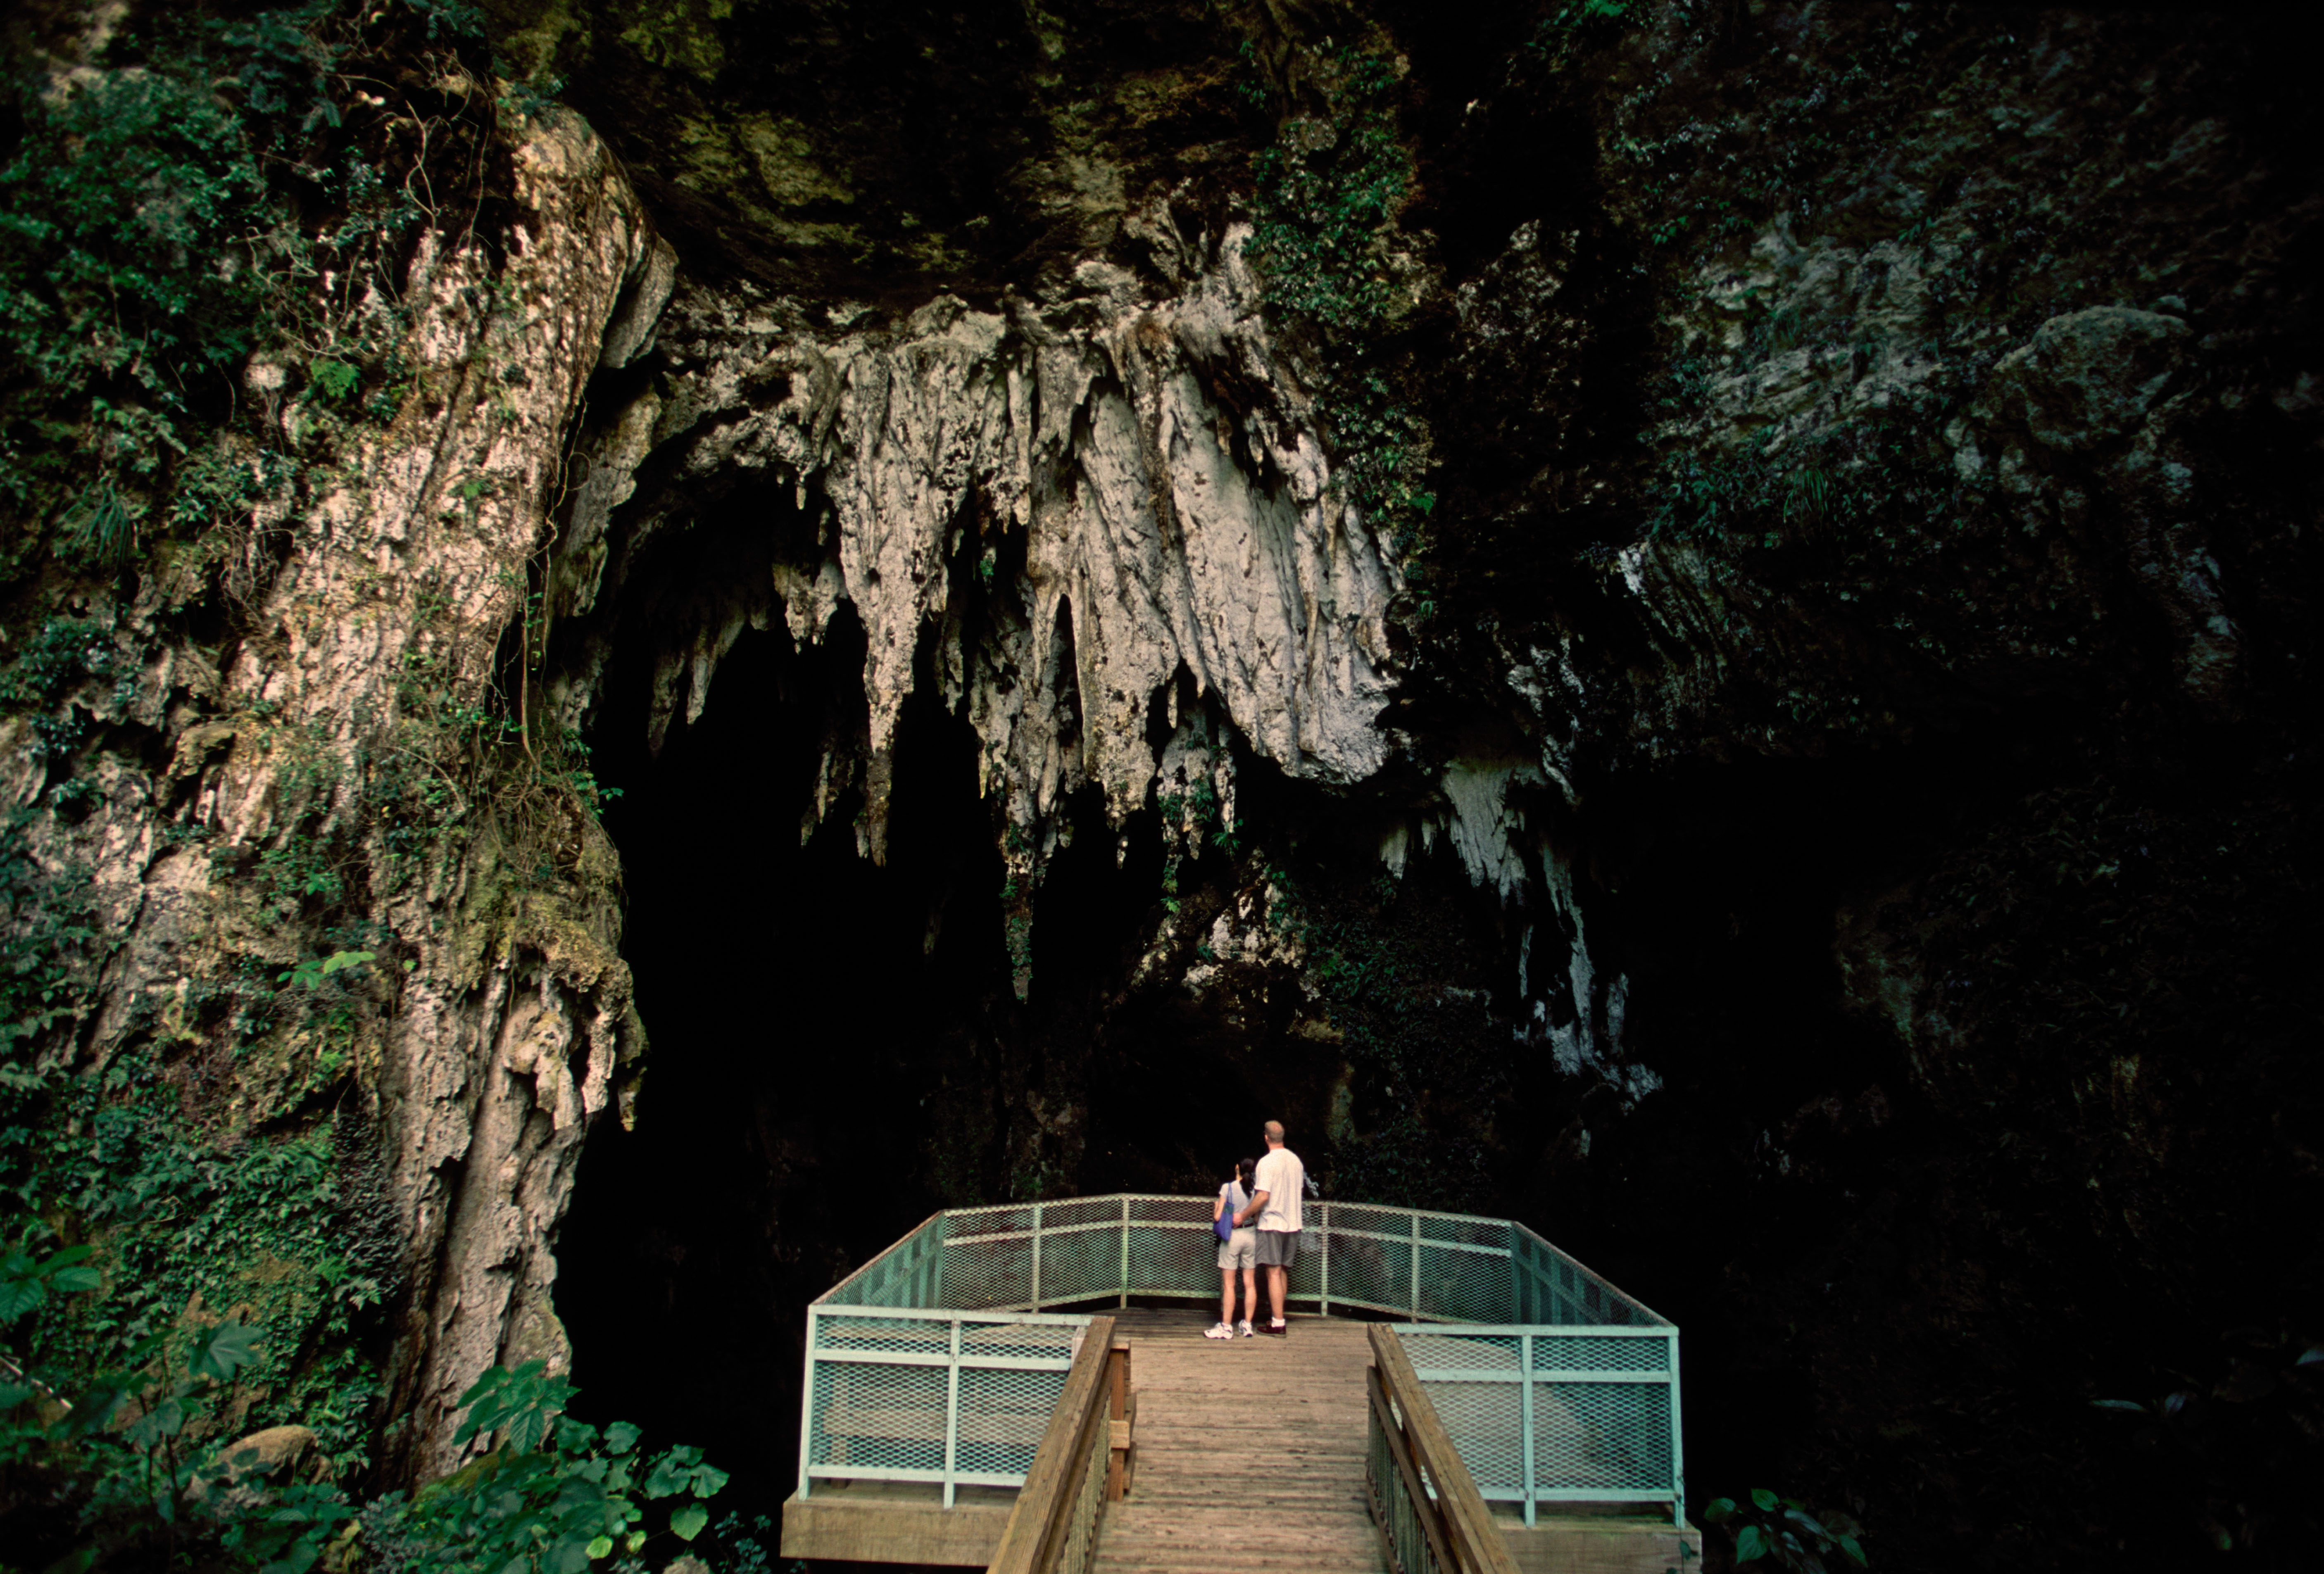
(1244, 44, 1434, 548)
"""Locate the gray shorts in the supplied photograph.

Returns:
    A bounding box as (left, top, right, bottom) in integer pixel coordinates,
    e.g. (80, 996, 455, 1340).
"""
(1255, 1229, 1300, 1268)
(1217, 1228, 1256, 1270)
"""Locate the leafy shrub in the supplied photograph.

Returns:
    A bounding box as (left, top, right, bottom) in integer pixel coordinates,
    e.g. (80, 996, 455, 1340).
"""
(1243, 44, 1435, 544)
(0, 70, 269, 529)
(1701, 1488, 1869, 1572)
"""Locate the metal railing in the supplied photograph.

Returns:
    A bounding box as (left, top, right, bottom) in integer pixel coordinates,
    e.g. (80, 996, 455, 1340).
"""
(1394, 1325, 1684, 1526)
(798, 1194, 1682, 1526)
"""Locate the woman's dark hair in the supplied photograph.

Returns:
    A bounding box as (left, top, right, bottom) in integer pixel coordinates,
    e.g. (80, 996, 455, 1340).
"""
(1237, 1156, 1258, 1190)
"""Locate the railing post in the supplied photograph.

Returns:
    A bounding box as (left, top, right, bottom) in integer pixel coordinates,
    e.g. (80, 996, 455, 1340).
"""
(1319, 1200, 1331, 1316)
(1520, 1332, 1536, 1527)
(1508, 1224, 1522, 1324)
(1031, 1201, 1044, 1311)
(795, 1307, 820, 1502)
(1409, 1210, 1422, 1319)
(1667, 1329, 1687, 1528)
(1106, 1336, 1133, 1500)
(944, 1315, 963, 1508)
(1119, 1194, 1130, 1308)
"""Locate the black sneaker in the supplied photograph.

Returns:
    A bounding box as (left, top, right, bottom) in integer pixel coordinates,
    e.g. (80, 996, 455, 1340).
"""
(1265, 1320, 1288, 1336)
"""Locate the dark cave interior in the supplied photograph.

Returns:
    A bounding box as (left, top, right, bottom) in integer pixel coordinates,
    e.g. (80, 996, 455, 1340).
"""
(549, 517, 2317, 1563)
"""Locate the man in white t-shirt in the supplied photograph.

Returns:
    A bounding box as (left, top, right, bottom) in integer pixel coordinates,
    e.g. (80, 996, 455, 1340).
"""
(1233, 1120, 1304, 1336)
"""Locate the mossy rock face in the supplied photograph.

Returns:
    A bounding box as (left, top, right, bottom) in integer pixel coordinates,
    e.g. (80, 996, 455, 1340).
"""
(485, 0, 1251, 297)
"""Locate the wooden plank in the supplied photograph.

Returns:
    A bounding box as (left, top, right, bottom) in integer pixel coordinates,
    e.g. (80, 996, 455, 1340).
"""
(1094, 1308, 1384, 1574)
(1370, 1325, 1525, 1574)
(989, 1313, 1117, 1574)
(1369, 1363, 1456, 1574)
(1496, 1515, 1703, 1574)
(777, 1484, 1013, 1567)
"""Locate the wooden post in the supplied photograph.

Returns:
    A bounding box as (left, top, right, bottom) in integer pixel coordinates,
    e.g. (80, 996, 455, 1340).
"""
(1105, 1337, 1133, 1500)
(1369, 1324, 1524, 1574)
(989, 1315, 1118, 1574)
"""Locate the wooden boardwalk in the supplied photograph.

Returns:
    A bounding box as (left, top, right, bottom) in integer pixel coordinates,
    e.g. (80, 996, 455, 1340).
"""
(1093, 1308, 1388, 1574)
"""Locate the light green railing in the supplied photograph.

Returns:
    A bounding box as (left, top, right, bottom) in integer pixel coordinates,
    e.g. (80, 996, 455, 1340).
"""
(799, 1194, 1683, 1524)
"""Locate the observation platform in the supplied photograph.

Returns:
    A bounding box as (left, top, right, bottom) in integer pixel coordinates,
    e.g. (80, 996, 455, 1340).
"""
(780, 1195, 1700, 1574)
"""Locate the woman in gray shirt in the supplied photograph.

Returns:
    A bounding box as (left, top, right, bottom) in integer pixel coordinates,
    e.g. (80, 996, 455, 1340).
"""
(1207, 1157, 1259, 1339)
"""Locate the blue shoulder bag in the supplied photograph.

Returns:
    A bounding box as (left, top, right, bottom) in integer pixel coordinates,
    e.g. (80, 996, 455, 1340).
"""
(1214, 1184, 1244, 1242)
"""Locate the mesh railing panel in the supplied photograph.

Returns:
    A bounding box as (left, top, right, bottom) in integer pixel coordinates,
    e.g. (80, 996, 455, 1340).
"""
(1401, 1331, 1520, 1372)
(955, 1364, 1067, 1476)
(802, 1196, 1680, 1517)
(1425, 1380, 1526, 1493)
(809, 1358, 948, 1474)
(1415, 1240, 1515, 1324)
(1397, 1328, 1681, 1520)
(1044, 1196, 1123, 1230)
(814, 1312, 956, 1355)
(1040, 1223, 1122, 1305)
(1323, 1226, 1411, 1312)
(956, 1320, 1082, 1362)
(1419, 1213, 1510, 1250)
(939, 1230, 1034, 1310)
(1534, 1334, 1669, 1372)
(1328, 1202, 1418, 1236)
(1534, 1382, 1672, 1492)
(1512, 1222, 1669, 1327)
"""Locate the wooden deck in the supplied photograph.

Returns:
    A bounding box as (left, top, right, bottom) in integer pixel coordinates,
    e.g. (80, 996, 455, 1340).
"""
(779, 1305, 1701, 1572)
(1090, 1308, 1387, 1574)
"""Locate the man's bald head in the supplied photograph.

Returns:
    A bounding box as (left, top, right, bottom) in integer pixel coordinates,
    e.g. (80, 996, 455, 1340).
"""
(1263, 1120, 1285, 1146)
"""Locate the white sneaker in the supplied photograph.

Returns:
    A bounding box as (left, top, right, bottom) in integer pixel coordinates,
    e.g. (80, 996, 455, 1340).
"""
(1236, 1321, 1254, 1338)
(1204, 1322, 1233, 1339)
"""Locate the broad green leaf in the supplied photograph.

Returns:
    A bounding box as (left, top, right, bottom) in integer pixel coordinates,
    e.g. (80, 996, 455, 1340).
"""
(2088, 1399, 2145, 1412)
(191, 1319, 261, 1382)
(549, 1533, 594, 1573)
(670, 1504, 709, 1542)
(259, 1543, 319, 1574)
(643, 1452, 686, 1498)
(584, 1537, 613, 1558)
(1750, 1488, 1779, 1512)
(604, 1420, 640, 1456)
(1838, 1533, 1868, 1567)
(0, 1278, 42, 1321)
(2296, 1346, 2324, 1368)
(1702, 1498, 1737, 1525)
(1783, 1508, 1829, 1541)
(457, 1366, 513, 1411)
(1736, 1524, 1768, 1564)
(128, 1396, 186, 1447)
(42, 1246, 93, 1269)
(51, 1265, 103, 1293)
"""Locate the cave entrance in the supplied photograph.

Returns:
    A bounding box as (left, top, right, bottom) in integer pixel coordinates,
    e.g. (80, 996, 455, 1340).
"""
(553, 613, 1011, 1521)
